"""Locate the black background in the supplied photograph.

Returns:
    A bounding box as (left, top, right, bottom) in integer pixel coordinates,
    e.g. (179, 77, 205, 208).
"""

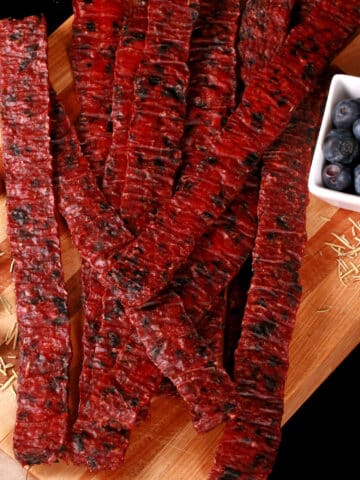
(0, 1, 359, 479)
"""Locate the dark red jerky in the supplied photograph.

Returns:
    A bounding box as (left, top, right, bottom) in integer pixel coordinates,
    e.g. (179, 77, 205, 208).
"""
(49, 95, 134, 263)
(120, 0, 199, 233)
(0, 17, 71, 465)
(71, 0, 128, 182)
(72, 292, 161, 469)
(209, 77, 330, 480)
(183, 0, 240, 160)
(238, 0, 295, 84)
(130, 292, 237, 433)
(171, 172, 258, 323)
(75, 264, 104, 414)
(102, 0, 149, 210)
(101, 1, 359, 307)
(196, 295, 226, 366)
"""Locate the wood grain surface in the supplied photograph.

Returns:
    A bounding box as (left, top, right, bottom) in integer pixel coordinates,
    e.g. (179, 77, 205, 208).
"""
(0, 17, 360, 480)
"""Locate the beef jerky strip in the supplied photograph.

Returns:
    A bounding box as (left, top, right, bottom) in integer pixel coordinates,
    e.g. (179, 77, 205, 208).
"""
(183, 0, 240, 161)
(101, 0, 359, 308)
(120, 0, 200, 234)
(130, 291, 237, 432)
(50, 99, 232, 443)
(102, 0, 149, 209)
(172, 175, 258, 323)
(71, 0, 128, 182)
(209, 72, 330, 480)
(237, 0, 295, 85)
(0, 17, 71, 466)
(49, 96, 139, 468)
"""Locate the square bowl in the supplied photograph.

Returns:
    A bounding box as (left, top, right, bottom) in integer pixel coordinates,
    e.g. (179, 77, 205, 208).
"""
(308, 73, 360, 211)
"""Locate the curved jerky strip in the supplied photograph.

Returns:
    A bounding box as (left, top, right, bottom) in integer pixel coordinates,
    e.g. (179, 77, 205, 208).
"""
(71, 0, 128, 182)
(131, 292, 237, 432)
(183, 0, 240, 160)
(102, 0, 149, 209)
(120, 0, 200, 233)
(49, 95, 137, 468)
(101, 0, 359, 307)
(0, 16, 71, 466)
(209, 73, 330, 480)
(237, 0, 295, 84)
(71, 288, 161, 470)
(172, 174, 258, 323)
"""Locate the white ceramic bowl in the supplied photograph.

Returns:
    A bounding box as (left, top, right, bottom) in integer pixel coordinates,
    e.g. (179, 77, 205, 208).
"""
(308, 74, 360, 211)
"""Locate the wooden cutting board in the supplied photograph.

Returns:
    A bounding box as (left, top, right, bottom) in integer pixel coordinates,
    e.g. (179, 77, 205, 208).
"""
(1, 16, 360, 480)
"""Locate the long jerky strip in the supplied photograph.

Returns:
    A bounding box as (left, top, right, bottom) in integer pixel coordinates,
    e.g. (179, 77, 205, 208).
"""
(101, 0, 359, 308)
(183, 0, 240, 162)
(102, 0, 149, 209)
(71, 0, 128, 182)
(49, 95, 140, 469)
(0, 17, 71, 466)
(238, 0, 295, 85)
(209, 72, 330, 480)
(120, 0, 199, 233)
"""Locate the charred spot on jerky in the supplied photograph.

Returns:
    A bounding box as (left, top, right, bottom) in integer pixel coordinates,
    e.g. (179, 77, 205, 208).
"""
(202, 211, 215, 220)
(222, 402, 236, 414)
(108, 331, 121, 348)
(11, 208, 29, 225)
(72, 433, 84, 453)
(130, 398, 139, 407)
(252, 111, 264, 129)
(87, 457, 98, 470)
(86, 22, 96, 32)
(263, 374, 278, 393)
(251, 320, 275, 338)
(302, 62, 315, 81)
(19, 57, 32, 72)
(9, 31, 21, 41)
(256, 297, 267, 308)
(49, 376, 64, 393)
(158, 41, 174, 55)
(105, 62, 113, 75)
(176, 349, 183, 358)
(149, 76, 162, 86)
(53, 296, 67, 314)
(52, 269, 61, 279)
(154, 158, 164, 169)
(9, 143, 21, 156)
(219, 466, 241, 479)
(276, 214, 290, 230)
(266, 231, 278, 241)
(268, 355, 284, 367)
(196, 344, 208, 358)
(22, 453, 43, 465)
(52, 316, 67, 326)
(183, 180, 193, 191)
(141, 316, 150, 328)
(244, 152, 259, 167)
(151, 345, 162, 361)
(163, 86, 185, 102)
(103, 442, 116, 451)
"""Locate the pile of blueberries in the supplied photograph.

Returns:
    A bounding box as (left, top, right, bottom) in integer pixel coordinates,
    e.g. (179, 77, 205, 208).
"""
(322, 98, 360, 193)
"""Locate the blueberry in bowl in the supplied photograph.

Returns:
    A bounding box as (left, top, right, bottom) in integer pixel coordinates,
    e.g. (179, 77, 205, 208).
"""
(322, 163, 352, 191)
(323, 128, 359, 165)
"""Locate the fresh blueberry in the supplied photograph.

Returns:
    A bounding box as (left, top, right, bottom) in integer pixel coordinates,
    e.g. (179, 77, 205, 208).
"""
(332, 98, 360, 129)
(354, 165, 360, 194)
(353, 118, 360, 141)
(322, 163, 352, 192)
(323, 129, 359, 164)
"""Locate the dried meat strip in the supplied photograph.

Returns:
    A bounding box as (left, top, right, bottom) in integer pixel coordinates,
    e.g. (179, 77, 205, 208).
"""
(209, 72, 330, 480)
(183, 0, 240, 161)
(172, 174, 258, 323)
(102, 0, 149, 210)
(49, 95, 139, 468)
(71, 0, 128, 182)
(0, 16, 71, 465)
(130, 291, 237, 432)
(238, 0, 295, 85)
(120, 0, 199, 233)
(101, 0, 359, 308)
